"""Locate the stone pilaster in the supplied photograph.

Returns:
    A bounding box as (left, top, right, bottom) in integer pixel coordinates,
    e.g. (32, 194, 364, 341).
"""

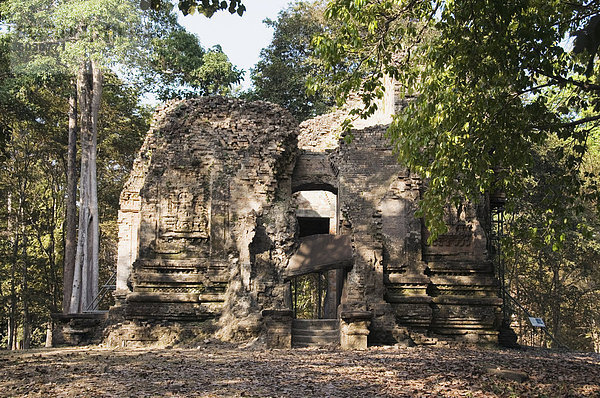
(340, 309, 372, 350)
(262, 309, 293, 348)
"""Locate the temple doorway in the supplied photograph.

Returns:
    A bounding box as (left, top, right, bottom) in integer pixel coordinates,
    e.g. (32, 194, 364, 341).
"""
(290, 190, 343, 320)
(291, 272, 329, 319)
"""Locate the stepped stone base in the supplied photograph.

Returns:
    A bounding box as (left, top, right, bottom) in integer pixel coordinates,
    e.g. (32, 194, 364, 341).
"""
(103, 319, 218, 348)
(51, 312, 108, 346)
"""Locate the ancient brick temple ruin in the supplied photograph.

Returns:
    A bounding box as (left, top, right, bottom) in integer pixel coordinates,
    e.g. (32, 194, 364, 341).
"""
(109, 95, 501, 348)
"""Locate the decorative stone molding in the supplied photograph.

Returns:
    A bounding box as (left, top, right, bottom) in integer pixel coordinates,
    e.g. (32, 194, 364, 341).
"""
(51, 312, 108, 346)
(340, 310, 372, 350)
(109, 95, 503, 348)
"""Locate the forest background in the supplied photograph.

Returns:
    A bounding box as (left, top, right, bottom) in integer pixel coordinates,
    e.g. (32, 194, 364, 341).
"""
(0, 0, 599, 352)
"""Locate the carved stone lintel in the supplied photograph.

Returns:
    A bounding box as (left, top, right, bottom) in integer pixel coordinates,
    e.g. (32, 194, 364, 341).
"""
(340, 310, 372, 321)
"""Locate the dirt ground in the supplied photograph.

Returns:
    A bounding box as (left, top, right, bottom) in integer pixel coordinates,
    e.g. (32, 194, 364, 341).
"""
(1, 344, 599, 397)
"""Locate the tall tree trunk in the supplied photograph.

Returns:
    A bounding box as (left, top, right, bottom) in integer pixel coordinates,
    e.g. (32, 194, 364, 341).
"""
(591, 317, 600, 353)
(552, 266, 561, 346)
(8, 192, 18, 350)
(20, 192, 30, 349)
(44, 321, 53, 348)
(50, 173, 59, 311)
(70, 60, 102, 313)
(63, 83, 78, 313)
(21, 235, 30, 349)
(89, 60, 102, 308)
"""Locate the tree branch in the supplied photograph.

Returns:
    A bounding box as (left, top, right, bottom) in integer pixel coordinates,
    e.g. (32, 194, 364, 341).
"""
(537, 69, 600, 91)
(553, 114, 600, 128)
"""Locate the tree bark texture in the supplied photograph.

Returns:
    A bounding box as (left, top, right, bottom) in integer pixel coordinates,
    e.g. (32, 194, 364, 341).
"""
(8, 192, 18, 350)
(552, 266, 562, 346)
(63, 84, 78, 313)
(70, 60, 102, 313)
(44, 321, 53, 348)
(20, 191, 31, 349)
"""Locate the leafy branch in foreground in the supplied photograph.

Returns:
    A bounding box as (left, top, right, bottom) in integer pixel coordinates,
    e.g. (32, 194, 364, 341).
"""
(315, 0, 600, 242)
(176, 0, 245, 17)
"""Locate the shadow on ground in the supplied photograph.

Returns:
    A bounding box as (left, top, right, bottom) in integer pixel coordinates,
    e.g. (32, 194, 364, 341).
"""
(1, 345, 599, 397)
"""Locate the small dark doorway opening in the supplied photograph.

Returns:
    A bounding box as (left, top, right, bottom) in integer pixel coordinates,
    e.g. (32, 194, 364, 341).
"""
(297, 217, 330, 237)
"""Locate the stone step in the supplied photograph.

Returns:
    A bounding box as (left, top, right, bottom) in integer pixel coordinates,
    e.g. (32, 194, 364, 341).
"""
(411, 333, 438, 345)
(414, 337, 438, 345)
(292, 319, 339, 330)
(293, 333, 339, 345)
(292, 319, 339, 347)
(292, 329, 339, 338)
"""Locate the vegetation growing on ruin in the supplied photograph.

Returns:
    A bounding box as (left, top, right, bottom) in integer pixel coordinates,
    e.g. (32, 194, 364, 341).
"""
(311, 0, 600, 351)
(0, 0, 598, 353)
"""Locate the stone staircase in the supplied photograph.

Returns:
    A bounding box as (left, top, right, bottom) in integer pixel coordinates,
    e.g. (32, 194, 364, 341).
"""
(292, 319, 339, 347)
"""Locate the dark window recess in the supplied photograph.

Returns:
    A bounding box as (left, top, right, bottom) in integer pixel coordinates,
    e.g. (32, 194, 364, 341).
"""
(297, 217, 330, 237)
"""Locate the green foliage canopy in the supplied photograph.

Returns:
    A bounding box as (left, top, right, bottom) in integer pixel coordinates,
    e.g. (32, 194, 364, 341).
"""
(314, 0, 600, 241)
(2, 0, 149, 77)
(177, 0, 245, 17)
(149, 30, 242, 100)
(194, 45, 243, 96)
(247, 1, 334, 122)
(502, 137, 600, 349)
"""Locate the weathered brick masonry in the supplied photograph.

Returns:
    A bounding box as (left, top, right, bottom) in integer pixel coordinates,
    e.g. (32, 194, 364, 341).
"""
(108, 96, 501, 348)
